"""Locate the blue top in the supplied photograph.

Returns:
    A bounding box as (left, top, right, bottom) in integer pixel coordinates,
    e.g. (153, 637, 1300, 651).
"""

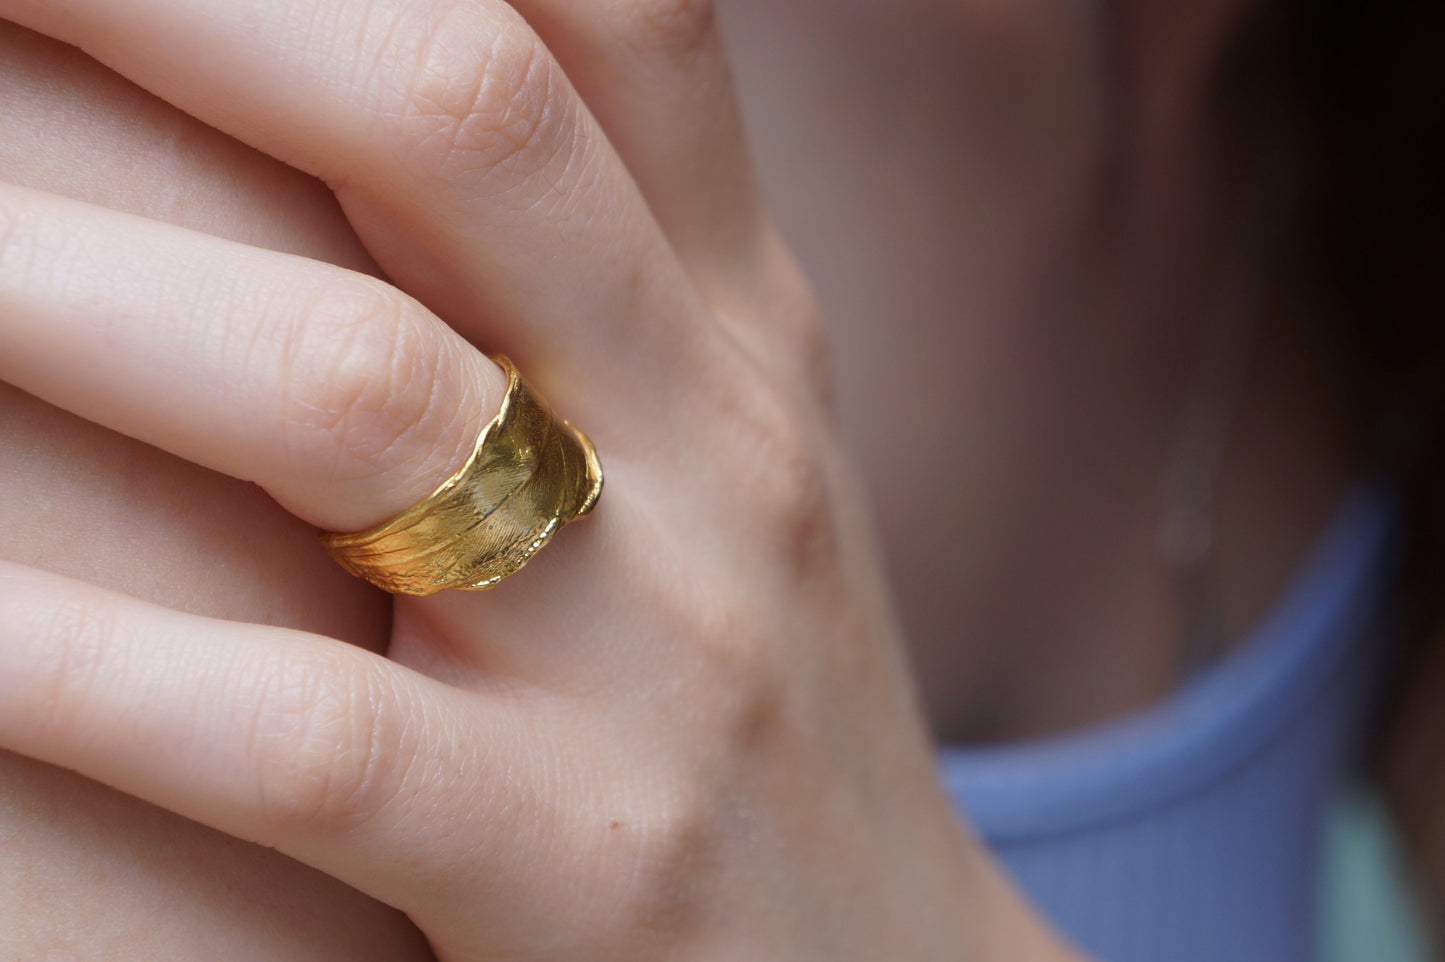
(938, 485, 1398, 962)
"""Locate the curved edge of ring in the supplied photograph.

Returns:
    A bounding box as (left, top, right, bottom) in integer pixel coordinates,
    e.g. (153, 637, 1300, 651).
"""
(569, 423, 604, 519)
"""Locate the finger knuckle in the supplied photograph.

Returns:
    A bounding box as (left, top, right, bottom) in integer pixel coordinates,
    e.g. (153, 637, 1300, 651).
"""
(679, 604, 793, 763)
(0, 201, 64, 292)
(590, 779, 716, 944)
(281, 279, 451, 482)
(32, 600, 117, 733)
(577, 620, 792, 943)
(389, 5, 572, 189)
(0, 197, 29, 270)
(794, 307, 836, 411)
(713, 639, 792, 757)
(248, 653, 409, 832)
(740, 237, 835, 409)
(613, 0, 719, 61)
(720, 380, 838, 573)
(773, 265, 836, 410)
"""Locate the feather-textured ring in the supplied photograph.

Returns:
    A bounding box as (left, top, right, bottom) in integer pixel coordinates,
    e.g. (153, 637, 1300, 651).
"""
(319, 356, 603, 595)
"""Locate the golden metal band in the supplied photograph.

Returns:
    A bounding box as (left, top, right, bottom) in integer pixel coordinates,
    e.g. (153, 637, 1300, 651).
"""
(320, 357, 603, 595)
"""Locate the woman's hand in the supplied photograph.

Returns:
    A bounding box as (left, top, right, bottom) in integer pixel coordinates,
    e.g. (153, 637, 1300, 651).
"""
(0, 0, 1076, 957)
(0, 21, 437, 959)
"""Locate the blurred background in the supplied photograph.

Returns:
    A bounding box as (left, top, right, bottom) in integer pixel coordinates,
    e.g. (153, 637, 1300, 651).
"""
(717, 0, 1442, 958)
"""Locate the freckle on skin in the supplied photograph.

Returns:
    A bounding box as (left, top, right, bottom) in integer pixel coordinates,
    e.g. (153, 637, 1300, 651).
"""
(610, 820, 623, 831)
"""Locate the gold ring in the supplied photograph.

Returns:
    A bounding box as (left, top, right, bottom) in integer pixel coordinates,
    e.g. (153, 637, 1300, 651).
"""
(320, 356, 603, 595)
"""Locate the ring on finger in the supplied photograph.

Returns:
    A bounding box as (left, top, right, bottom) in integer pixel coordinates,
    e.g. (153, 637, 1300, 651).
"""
(320, 356, 603, 596)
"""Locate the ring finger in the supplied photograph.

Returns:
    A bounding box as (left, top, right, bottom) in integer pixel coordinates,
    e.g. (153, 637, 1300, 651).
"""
(0, 182, 503, 534)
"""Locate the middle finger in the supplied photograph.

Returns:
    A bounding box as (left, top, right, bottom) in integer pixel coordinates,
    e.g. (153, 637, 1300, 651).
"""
(0, 0, 717, 416)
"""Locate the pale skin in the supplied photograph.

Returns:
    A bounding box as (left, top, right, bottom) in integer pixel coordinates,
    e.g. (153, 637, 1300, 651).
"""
(0, 23, 431, 960)
(0, 0, 1079, 957)
(0, 0, 1352, 957)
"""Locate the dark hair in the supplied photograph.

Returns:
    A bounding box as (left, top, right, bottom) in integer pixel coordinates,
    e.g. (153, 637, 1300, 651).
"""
(1290, 0, 1445, 947)
(1218, 0, 1445, 945)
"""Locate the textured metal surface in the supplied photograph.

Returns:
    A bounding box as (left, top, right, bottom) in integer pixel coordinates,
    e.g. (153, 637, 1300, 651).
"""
(321, 357, 603, 595)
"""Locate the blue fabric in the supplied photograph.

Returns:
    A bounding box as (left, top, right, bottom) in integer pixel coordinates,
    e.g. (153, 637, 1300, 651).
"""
(938, 485, 1398, 962)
